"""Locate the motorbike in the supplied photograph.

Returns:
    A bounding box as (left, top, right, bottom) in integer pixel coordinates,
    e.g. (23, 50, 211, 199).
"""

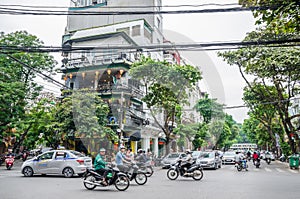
(265, 157, 271, 165)
(83, 164, 130, 191)
(5, 155, 15, 170)
(123, 162, 147, 185)
(167, 159, 203, 181)
(137, 160, 154, 177)
(253, 158, 260, 168)
(235, 159, 248, 171)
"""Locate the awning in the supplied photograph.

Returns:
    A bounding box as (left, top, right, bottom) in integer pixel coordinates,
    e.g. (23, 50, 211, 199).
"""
(129, 131, 141, 141)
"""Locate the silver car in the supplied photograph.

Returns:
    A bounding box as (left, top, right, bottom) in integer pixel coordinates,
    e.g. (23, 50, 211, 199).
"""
(161, 152, 186, 169)
(21, 150, 92, 177)
(196, 151, 222, 169)
(222, 151, 236, 164)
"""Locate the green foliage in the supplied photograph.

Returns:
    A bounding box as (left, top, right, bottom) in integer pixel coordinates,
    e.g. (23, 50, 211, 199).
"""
(129, 57, 202, 149)
(0, 31, 57, 149)
(195, 94, 225, 124)
(239, 0, 300, 33)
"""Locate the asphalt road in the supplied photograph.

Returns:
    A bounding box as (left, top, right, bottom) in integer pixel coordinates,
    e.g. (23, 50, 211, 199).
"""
(0, 159, 299, 199)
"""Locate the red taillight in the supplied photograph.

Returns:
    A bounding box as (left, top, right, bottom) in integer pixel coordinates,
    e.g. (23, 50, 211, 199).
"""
(76, 159, 84, 165)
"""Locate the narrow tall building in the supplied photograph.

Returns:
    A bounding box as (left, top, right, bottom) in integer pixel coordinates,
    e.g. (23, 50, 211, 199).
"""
(61, 0, 164, 155)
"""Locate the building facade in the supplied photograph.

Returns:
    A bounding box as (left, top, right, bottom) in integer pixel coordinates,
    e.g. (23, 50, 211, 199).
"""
(62, 0, 164, 156)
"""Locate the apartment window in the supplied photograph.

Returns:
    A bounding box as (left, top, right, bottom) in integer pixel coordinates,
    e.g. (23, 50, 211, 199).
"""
(132, 25, 141, 37)
(116, 27, 130, 36)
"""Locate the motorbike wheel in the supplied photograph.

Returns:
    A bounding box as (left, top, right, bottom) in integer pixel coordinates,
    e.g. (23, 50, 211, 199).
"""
(83, 175, 97, 190)
(134, 173, 147, 185)
(114, 175, 130, 191)
(23, 166, 33, 177)
(192, 169, 203, 181)
(237, 165, 242, 172)
(145, 166, 154, 177)
(167, 169, 179, 180)
(6, 165, 12, 170)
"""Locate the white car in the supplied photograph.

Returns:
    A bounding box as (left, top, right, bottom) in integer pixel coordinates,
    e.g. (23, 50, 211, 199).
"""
(21, 150, 92, 177)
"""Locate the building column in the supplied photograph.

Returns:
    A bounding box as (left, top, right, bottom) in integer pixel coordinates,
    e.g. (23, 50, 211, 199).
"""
(142, 137, 150, 152)
(153, 137, 158, 157)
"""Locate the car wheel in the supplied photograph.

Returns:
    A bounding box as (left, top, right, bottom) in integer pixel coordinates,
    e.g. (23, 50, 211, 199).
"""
(63, 167, 74, 178)
(23, 166, 34, 177)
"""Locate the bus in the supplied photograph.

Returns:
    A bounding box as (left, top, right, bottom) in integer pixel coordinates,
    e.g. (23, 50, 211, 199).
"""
(230, 143, 257, 151)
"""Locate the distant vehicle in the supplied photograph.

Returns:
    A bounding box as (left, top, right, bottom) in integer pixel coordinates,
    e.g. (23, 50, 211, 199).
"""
(191, 151, 203, 160)
(222, 151, 236, 165)
(196, 151, 222, 169)
(161, 152, 186, 169)
(230, 143, 257, 151)
(21, 150, 92, 178)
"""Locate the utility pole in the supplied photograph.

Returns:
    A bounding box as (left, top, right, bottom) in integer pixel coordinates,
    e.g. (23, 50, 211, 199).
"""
(118, 91, 124, 147)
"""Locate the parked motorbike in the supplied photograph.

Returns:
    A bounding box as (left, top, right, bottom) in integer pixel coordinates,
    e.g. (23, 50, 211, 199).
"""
(167, 159, 203, 181)
(123, 162, 147, 185)
(137, 160, 154, 177)
(235, 159, 248, 171)
(5, 155, 15, 170)
(253, 158, 260, 168)
(83, 165, 130, 191)
(265, 157, 271, 165)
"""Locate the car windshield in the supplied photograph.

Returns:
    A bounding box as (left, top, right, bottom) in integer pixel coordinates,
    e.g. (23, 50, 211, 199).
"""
(70, 150, 85, 157)
(167, 153, 180, 158)
(192, 151, 202, 158)
(200, 152, 214, 158)
(224, 152, 236, 156)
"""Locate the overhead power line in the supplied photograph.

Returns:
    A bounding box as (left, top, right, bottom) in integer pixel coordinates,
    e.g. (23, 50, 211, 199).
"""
(0, 3, 239, 9)
(0, 52, 69, 89)
(1, 38, 299, 53)
(0, 4, 294, 16)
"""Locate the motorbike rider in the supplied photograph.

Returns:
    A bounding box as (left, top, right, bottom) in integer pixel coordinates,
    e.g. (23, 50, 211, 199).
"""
(115, 146, 131, 172)
(252, 151, 260, 164)
(235, 151, 247, 170)
(94, 148, 109, 185)
(181, 149, 194, 176)
(135, 149, 147, 163)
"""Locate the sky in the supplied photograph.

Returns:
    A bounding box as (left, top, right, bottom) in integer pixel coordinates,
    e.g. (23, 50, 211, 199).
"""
(0, 0, 256, 123)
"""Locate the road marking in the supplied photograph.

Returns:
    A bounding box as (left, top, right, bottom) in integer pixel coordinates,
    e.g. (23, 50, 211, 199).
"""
(288, 169, 299, 174)
(253, 168, 259, 172)
(265, 168, 272, 172)
(275, 168, 285, 173)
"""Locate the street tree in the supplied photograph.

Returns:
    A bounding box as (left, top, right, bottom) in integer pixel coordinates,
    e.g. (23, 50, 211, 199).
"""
(0, 31, 57, 151)
(239, 0, 300, 33)
(129, 57, 202, 153)
(219, 29, 300, 153)
(195, 94, 224, 124)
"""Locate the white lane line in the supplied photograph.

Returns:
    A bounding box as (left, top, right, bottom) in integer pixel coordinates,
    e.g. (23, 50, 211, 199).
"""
(275, 168, 285, 173)
(288, 169, 299, 174)
(265, 168, 272, 172)
(253, 168, 260, 172)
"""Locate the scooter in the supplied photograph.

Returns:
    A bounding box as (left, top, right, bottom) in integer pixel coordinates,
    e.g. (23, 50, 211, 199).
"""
(235, 159, 248, 171)
(83, 164, 130, 191)
(167, 159, 204, 181)
(253, 158, 260, 168)
(266, 158, 271, 165)
(5, 155, 15, 170)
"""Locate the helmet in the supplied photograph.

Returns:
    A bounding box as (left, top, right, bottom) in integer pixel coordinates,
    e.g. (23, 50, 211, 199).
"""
(119, 146, 126, 150)
(138, 149, 143, 153)
(185, 149, 191, 154)
(99, 148, 106, 152)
